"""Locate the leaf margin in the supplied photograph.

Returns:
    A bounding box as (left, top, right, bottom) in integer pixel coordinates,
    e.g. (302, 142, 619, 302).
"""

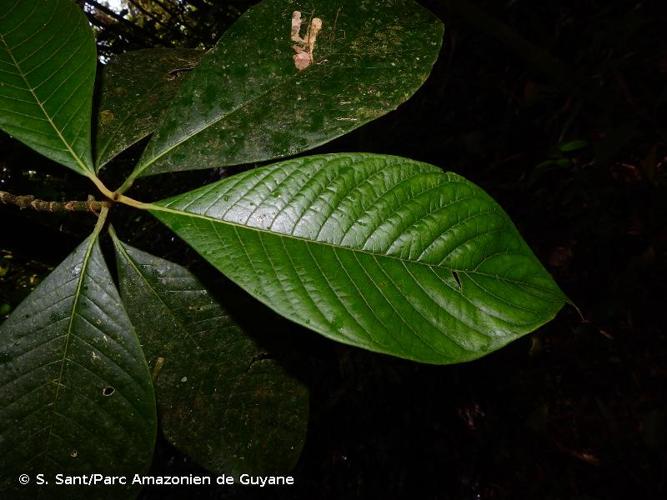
(146, 153, 568, 365)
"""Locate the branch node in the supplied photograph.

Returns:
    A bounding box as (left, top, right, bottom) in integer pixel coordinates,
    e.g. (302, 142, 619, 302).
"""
(0, 190, 112, 213)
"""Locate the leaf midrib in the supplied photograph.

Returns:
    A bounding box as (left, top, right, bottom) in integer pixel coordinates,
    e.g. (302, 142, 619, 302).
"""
(42, 232, 97, 463)
(150, 203, 562, 299)
(0, 31, 91, 175)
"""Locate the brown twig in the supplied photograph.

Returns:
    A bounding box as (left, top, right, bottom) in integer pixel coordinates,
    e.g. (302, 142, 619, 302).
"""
(0, 191, 111, 213)
(150, 0, 184, 20)
(84, 0, 165, 45)
(126, 0, 184, 42)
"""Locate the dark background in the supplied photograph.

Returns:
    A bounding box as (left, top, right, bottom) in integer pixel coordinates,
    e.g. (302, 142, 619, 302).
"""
(1, 1, 666, 498)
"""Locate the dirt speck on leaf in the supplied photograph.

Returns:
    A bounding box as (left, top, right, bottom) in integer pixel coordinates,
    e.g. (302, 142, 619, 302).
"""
(291, 11, 323, 71)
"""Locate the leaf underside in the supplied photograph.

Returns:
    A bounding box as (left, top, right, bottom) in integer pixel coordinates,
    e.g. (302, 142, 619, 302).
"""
(0, 0, 96, 176)
(113, 238, 308, 475)
(0, 235, 156, 497)
(95, 48, 205, 170)
(133, 0, 444, 177)
(150, 153, 567, 365)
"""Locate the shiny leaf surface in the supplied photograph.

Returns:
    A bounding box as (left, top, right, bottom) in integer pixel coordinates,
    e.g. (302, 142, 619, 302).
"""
(0, 0, 96, 176)
(113, 237, 308, 474)
(0, 232, 156, 496)
(131, 0, 444, 178)
(150, 153, 567, 364)
(95, 48, 204, 170)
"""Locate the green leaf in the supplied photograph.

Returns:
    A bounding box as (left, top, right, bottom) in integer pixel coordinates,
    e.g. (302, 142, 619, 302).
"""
(95, 48, 204, 170)
(559, 139, 588, 153)
(0, 0, 97, 176)
(129, 0, 444, 179)
(0, 231, 156, 496)
(150, 153, 567, 365)
(112, 236, 308, 474)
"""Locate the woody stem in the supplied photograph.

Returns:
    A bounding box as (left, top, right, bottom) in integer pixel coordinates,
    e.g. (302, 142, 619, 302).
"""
(0, 190, 111, 213)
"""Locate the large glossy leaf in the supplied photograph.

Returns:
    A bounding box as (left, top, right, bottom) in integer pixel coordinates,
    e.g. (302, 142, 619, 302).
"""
(0, 230, 156, 496)
(0, 0, 96, 176)
(112, 236, 308, 474)
(95, 48, 204, 170)
(128, 0, 444, 180)
(150, 153, 568, 365)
